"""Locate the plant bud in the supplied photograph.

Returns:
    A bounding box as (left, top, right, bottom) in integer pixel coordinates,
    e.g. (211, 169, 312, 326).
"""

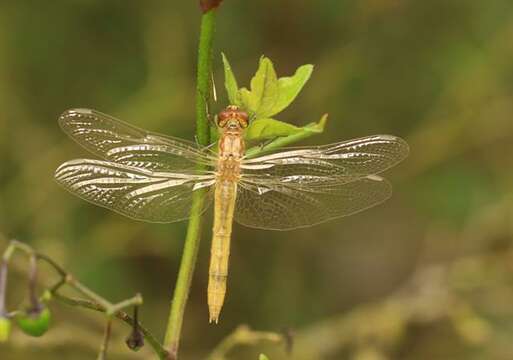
(41, 289, 53, 303)
(0, 316, 11, 342)
(126, 329, 144, 351)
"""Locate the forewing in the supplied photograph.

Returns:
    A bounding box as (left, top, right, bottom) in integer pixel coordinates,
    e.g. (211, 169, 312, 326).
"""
(59, 109, 215, 171)
(241, 135, 409, 181)
(55, 159, 215, 223)
(234, 175, 392, 230)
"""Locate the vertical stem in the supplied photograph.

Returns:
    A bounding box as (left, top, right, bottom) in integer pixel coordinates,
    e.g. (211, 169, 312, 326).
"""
(164, 190, 207, 356)
(28, 255, 40, 309)
(0, 261, 7, 314)
(133, 305, 140, 331)
(163, 7, 217, 359)
(195, 9, 216, 147)
(97, 318, 113, 360)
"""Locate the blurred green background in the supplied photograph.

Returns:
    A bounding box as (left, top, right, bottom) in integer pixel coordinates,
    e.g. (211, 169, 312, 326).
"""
(2, 0, 513, 359)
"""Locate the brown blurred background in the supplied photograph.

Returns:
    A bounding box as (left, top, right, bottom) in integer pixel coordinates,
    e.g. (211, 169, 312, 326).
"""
(1, 0, 513, 359)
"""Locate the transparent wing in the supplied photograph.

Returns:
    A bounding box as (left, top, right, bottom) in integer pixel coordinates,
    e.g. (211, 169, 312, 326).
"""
(55, 159, 215, 223)
(234, 175, 391, 230)
(59, 109, 215, 171)
(241, 135, 409, 182)
(235, 135, 408, 230)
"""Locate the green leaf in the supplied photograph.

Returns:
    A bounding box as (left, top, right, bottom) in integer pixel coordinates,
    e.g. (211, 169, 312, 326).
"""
(244, 114, 328, 158)
(247, 56, 279, 118)
(221, 53, 240, 105)
(304, 113, 328, 134)
(221, 55, 313, 120)
(259, 355, 270, 360)
(239, 87, 252, 113)
(271, 64, 313, 116)
(245, 118, 302, 141)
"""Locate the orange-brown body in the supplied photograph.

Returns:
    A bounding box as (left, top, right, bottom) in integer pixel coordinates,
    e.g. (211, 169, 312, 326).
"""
(208, 105, 248, 323)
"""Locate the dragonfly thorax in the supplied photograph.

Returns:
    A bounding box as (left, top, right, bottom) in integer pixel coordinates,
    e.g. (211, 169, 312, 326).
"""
(217, 130, 244, 182)
(217, 106, 246, 182)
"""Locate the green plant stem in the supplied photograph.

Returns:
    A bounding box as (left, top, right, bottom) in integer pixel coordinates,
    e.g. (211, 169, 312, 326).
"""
(163, 7, 216, 359)
(163, 189, 207, 357)
(195, 10, 216, 147)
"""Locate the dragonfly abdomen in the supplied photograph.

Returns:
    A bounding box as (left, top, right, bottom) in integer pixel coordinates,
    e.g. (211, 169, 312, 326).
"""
(208, 179, 238, 323)
(208, 110, 246, 323)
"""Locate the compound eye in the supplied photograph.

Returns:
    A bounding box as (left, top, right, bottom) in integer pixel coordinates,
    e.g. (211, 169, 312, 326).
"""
(239, 111, 249, 128)
(217, 111, 229, 127)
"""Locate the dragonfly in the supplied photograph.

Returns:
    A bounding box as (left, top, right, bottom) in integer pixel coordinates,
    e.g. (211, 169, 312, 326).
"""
(55, 106, 409, 323)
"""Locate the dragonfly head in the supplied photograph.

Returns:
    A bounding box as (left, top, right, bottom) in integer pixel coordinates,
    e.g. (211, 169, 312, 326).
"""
(217, 105, 249, 131)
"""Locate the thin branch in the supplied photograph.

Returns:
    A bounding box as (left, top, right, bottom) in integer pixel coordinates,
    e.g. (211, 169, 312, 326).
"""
(207, 325, 285, 360)
(52, 292, 167, 358)
(97, 318, 112, 360)
(37, 253, 69, 277)
(69, 277, 116, 312)
(1, 240, 169, 359)
(0, 259, 8, 315)
(28, 254, 40, 309)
